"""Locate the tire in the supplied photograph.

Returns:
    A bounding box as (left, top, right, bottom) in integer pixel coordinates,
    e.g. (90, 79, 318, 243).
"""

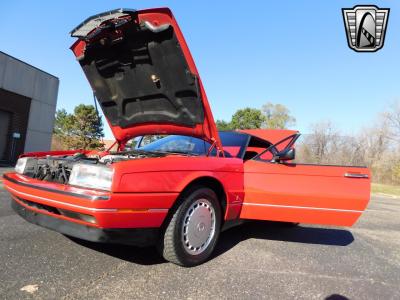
(158, 186, 222, 267)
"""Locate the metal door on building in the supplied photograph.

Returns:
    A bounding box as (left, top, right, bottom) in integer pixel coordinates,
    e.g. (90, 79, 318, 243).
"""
(0, 110, 11, 161)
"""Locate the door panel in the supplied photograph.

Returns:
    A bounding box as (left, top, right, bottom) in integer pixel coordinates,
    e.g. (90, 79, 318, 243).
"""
(240, 160, 370, 226)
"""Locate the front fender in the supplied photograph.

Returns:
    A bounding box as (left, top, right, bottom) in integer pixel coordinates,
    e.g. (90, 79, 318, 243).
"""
(112, 157, 244, 220)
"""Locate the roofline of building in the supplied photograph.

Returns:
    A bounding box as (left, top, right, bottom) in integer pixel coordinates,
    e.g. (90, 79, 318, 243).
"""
(0, 51, 59, 80)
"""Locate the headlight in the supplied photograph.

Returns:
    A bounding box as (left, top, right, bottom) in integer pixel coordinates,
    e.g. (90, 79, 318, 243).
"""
(68, 164, 114, 191)
(15, 157, 29, 174)
(15, 157, 37, 175)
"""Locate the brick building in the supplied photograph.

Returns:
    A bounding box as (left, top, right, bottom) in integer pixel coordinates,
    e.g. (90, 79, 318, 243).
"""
(0, 51, 59, 164)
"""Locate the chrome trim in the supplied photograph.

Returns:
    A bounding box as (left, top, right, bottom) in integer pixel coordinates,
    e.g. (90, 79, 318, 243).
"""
(5, 186, 117, 213)
(242, 202, 363, 213)
(344, 173, 369, 178)
(147, 208, 169, 213)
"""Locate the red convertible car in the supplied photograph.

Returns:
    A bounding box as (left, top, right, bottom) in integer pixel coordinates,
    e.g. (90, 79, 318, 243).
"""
(3, 8, 370, 266)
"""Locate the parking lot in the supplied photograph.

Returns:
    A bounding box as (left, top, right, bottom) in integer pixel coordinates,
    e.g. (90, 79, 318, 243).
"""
(0, 169, 399, 299)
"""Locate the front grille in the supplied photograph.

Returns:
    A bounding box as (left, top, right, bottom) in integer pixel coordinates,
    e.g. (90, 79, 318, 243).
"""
(17, 197, 61, 215)
(15, 197, 96, 224)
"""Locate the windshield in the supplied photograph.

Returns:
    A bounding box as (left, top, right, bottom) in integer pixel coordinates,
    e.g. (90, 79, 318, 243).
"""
(140, 135, 207, 155)
(129, 132, 250, 157)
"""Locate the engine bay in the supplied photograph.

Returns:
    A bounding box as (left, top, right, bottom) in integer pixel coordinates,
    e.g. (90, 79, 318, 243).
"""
(18, 150, 166, 184)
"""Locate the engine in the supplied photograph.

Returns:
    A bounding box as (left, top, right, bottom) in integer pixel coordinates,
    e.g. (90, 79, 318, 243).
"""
(17, 150, 166, 184)
(18, 153, 98, 184)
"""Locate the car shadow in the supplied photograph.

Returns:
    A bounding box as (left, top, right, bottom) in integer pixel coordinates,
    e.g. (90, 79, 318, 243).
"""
(213, 221, 354, 259)
(66, 236, 165, 266)
(66, 221, 354, 266)
(325, 295, 350, 300)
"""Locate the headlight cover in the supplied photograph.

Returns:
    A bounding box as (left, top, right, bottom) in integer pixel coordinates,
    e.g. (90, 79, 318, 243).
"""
(15, 157, 28, 174)
(15, 157, 38, 175)
(69, 164, 114, 191)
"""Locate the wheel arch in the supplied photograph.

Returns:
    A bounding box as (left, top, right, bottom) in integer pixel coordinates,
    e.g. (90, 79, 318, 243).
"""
(161, 176, 227, 229)
(181, 176, 227, 216)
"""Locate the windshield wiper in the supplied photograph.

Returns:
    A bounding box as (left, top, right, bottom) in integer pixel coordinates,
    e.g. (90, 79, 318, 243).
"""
(110, 149, 165, 156)
(152, 150, 199, 156)
(111, 149, 198, 157)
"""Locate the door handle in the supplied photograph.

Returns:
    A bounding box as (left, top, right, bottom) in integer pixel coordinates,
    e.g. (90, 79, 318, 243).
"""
(344, 173, 369, 178)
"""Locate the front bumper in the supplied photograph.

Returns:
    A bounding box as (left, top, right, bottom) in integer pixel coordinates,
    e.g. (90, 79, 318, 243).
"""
(12, 199, 159, 246)
(3, 172, 179, 245)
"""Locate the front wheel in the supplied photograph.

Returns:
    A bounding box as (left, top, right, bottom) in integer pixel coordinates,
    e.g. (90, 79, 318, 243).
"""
(159, 187, 221, 267)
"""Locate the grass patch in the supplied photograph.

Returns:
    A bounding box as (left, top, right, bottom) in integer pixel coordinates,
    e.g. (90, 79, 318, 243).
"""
(371, 183, 400, 197)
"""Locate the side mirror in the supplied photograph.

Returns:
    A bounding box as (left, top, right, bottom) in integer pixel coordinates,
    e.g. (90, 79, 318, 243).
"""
(274, 148, 295, 162)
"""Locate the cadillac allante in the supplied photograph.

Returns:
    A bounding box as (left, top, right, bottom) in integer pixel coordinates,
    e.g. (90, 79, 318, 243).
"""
(3, 8, 371, 266)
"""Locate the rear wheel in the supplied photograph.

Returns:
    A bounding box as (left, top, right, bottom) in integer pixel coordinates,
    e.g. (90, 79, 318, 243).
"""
(159, 187, 221, 267)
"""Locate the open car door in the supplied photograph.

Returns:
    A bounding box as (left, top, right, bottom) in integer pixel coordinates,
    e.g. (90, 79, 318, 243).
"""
(240, 134, 371, 226)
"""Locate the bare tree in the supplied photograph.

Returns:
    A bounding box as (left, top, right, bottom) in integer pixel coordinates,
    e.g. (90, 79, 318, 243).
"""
(383, 101, 400, 143)
(364, 112, 399, 183)
(296, 121, 364, 166)
(302, 121, 340, 164)
(261, 103, 296, 129)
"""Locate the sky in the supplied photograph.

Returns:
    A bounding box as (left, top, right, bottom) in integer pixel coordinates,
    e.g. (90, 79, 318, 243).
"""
(0, 1, 398, 139)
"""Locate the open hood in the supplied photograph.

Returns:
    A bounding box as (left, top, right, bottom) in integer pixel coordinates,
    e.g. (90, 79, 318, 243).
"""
(70, 8, 221, 150)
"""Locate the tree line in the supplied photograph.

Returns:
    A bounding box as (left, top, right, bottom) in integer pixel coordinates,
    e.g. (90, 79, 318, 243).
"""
(53, 102, 400, 184)
(297, 105, 400, 185)
(216, 103, 296, 130)
(216, 102, 400, 184)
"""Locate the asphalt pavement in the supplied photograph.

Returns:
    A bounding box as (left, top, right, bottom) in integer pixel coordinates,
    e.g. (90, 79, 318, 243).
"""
(0, 169, 399, 299)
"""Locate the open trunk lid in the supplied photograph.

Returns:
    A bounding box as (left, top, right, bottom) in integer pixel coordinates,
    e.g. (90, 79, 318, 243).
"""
(70, 8, 221, 150)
